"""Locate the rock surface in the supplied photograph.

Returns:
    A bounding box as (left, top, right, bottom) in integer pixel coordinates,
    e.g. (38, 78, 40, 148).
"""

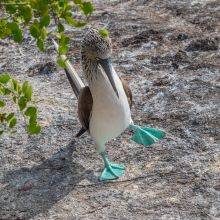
(0, 0, 219, 219)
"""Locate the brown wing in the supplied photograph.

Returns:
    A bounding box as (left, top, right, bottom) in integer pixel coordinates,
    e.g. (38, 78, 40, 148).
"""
(76, 86, 93, 137)
(120, 77, 132, 108)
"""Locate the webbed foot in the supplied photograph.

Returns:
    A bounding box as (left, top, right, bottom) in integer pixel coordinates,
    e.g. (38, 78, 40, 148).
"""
(129, 124, 165, 146)
(99, 152, 125, 181)
(99, 162, 125, 181)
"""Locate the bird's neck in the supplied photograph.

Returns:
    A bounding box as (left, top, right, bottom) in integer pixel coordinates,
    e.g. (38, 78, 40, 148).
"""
(81, 56, 98, 84)
(82, 59, 121, 101)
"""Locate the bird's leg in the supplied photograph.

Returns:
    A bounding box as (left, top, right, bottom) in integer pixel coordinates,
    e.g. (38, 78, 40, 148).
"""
(128, 123, 165, 146)
(99, 151, 125, 181)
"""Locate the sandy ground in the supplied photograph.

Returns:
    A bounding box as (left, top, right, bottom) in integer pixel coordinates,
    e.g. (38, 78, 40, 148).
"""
(0, 0, 219, 219)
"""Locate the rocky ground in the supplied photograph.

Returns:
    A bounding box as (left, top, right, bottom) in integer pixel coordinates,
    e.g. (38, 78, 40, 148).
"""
(0, 0, 219, 219)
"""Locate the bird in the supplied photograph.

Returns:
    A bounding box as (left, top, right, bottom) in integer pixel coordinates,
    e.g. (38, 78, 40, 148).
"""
(53, 28, 165, 181)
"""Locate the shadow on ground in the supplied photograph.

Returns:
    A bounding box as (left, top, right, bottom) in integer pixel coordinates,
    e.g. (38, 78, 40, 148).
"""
(1, 140, 86, 219)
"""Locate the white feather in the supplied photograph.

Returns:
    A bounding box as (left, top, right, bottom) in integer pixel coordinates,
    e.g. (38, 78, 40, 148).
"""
(89, 66, 131, 150)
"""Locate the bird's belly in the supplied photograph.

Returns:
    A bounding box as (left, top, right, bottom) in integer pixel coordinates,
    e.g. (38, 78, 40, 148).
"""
(88, 66, 131, 146)
(89, 95, 131, 145)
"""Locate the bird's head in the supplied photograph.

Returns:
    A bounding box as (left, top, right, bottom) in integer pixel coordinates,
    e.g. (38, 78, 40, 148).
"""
(81, 29, 119, 98)
(81, 28, 111, 61)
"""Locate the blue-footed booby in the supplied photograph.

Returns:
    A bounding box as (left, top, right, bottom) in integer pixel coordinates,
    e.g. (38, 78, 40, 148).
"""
(53, 29, 165, 181)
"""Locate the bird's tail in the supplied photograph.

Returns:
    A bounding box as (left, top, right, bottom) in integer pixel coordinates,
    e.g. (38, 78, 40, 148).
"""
(52, 39, 85, 99)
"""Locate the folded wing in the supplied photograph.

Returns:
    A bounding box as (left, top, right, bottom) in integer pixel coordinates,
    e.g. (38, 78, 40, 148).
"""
(120, 77, 132, 108)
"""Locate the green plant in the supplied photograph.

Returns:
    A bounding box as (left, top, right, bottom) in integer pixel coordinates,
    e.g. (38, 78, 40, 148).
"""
(0, 0, 93, 137)
(0, 0, 95, 62)
(0, 0, 108, 137)
(0, 73, 41, 136)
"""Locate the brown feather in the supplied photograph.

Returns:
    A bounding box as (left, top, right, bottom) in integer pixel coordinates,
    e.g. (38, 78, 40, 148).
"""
(75, 127, 87, 137)
(120, 77, 132, 108)
(76, 86, 93, 137)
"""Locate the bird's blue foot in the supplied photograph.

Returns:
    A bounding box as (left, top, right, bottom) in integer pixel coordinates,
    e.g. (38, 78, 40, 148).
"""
(99, 152, 125, 181)
(129, 124, 165, 146)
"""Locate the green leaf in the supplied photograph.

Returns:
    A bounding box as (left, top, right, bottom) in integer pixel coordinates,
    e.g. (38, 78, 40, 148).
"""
(21, 6, 32, 24)
(40, 27, 47, 40)
(12, 79, 18, 90)
(63, 10, 72, 18)
(60, 34, 70, 45)
(0, 87, 11, 95)
(65, 17, 86, 27)
(25, 106, 37, 117)
(13, 96, 17, 103)
(0, 19, 11, 39)
(81, 2, 94, 16)
(11, 78, 22, 95)
(0, 130, 3, 135)
(29, 114, 37, 124)
(58, 34, 69, 55)
(18, 96, 27, 111)
(9, 117, 17, 128)
(22, 81, 28, 93)
(73, 20, 86, 28)
(58, 45, 68, 54)
(0, 100, 5, 108)
(30, 22, 40, 38)
(99, 28, 109, 38)
(33, 0, 49, 16)
(5, 5, 17, 14)
(74, 0, 83, 4)
(57, 58, 66, 68)
(65, 16, 75, 25)
(40, 14, 50, 27)
(58, 1, 67, 8)
(65, 4, 72, 11)
(0, 73, 10, 84)
(27, 123, 41, 134)
(22, 81, 32, 101)
(37, 38, 45, 51)
(7, 22, 23, 43)
(58, 23, 65, 32)
(6, 113, 14, 122)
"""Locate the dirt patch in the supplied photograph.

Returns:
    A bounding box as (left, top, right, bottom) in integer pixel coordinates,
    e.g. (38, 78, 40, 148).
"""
(121, 29, 163, 47)
(185, 38, 219, 52)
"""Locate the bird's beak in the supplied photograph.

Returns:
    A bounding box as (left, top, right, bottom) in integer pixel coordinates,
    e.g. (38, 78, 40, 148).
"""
(98, 58, 119, 98)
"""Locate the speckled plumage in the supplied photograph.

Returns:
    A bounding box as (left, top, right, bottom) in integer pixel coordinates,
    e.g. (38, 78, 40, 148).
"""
(81, 29, 111, 83)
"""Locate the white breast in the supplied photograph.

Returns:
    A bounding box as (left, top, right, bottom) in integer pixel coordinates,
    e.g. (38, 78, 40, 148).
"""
(89, 67, 131, 146)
